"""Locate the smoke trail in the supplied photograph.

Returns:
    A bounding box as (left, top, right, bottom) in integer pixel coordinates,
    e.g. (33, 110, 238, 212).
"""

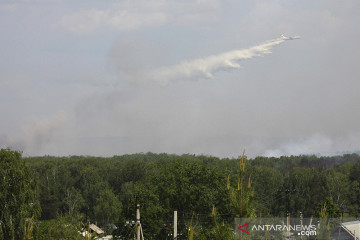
(150, 36, 294, 84)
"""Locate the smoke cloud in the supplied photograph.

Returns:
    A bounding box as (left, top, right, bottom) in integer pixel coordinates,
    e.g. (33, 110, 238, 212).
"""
(264, 134, 333, 157)
(263, 133, 360, 158)
(150, 36, 291, 84)
(0, 112, 67, 155)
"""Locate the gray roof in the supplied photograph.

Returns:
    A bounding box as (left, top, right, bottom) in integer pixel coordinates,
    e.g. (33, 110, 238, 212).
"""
(89, 224, 104, 234)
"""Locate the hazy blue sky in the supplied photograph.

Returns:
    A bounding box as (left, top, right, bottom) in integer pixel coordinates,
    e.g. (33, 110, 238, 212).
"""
(1, 0, 360, 158)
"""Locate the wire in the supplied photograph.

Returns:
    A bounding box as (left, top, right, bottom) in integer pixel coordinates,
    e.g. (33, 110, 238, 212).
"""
(255, 191, 284, 206)
(254, 188, 285, 203)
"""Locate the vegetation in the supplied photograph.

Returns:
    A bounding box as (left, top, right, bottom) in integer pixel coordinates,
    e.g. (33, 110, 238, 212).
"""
(1, 148, 360, 239)
(0, 149, 40, 240)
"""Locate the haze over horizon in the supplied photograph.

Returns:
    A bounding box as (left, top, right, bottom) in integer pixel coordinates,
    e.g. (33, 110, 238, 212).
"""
(1, 0, 360, 158)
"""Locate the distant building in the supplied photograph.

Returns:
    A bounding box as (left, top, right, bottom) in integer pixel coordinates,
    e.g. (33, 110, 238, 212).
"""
(89, 224, 105, 235)
(80, 223, 113, 239)
(331, 220, 360, 240)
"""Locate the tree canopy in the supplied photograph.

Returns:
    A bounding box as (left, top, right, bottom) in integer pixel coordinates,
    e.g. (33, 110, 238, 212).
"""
(0, 149, 40, 240)
(2, 149, 360, 239)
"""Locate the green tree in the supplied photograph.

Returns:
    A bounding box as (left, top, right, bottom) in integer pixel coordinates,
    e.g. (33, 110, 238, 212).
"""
(94, 188, 122, 228)
(211, 206, 234, 240)
(315, 197, 340, 218)
(227, 152, 255, 218)
(325, 170, 350, 207)
(250, 165, 283, 216)
(0, 149, 40, 240)
(64, 187, 85, 217)
(35, 215, 83, 240)
(76, 168, 108, 220)
(287, 167, 327, 216)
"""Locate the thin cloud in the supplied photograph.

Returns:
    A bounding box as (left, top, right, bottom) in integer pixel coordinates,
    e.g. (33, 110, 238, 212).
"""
(150, 36, 295, 84)
(60, 5, 167, 35)
(60, 1, 221, 35)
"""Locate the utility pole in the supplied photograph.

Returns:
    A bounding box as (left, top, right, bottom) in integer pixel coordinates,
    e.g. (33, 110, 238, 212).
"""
(173, 211, 177, 239)
(136, 203, 141, 240)
(278, 188, 296, 239)
(286, 189, 297, 239)
(136, 204, 144, 240)
(134, 194, 144, 240)
(285, 189, 291, 238)
(337, 205, 349, 223)
(300, 212, 303, 240)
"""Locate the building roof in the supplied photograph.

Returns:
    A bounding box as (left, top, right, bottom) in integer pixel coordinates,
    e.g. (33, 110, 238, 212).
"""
(89, 224, 104, 234)
(343, 220, 360, 226)
(331, 221, 360, 240)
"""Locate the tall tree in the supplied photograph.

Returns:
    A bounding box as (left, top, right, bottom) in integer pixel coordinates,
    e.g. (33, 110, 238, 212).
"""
(94, 188, 122, 228)
(227, 152, 255, 218)
(0, 149, 40, 240)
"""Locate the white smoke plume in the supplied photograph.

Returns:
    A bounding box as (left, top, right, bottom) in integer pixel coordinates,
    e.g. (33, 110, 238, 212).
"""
(264, 134, 334, 157)
(150, 36, 294, 84)
(264, 132, 360, 158)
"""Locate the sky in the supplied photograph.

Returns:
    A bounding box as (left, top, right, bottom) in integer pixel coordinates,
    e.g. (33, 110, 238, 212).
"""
(1, 0, 360, 158)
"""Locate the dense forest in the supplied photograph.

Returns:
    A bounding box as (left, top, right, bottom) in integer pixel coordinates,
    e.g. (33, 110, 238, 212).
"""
(1, 148, 360, 239)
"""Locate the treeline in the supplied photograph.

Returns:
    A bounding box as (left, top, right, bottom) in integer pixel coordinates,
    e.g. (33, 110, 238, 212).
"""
(24, 152, 360, 239)
(1, 149, 360, 239)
